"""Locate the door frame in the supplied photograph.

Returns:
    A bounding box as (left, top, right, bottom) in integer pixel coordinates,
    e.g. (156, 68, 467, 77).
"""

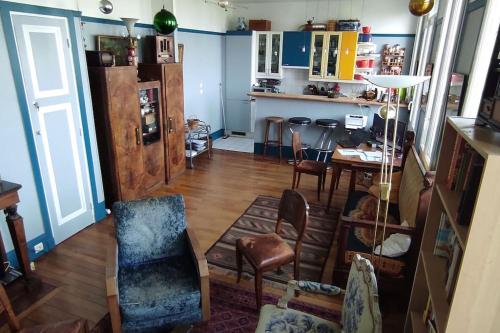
(0, 1, 102, 252)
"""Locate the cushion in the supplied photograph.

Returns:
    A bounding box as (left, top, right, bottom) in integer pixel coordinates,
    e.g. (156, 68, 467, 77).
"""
(398, 151, 425, 228)
(118, 256, 201, 326)
(373, 221, 411, 258)
(368, 171, 402, 204)
(289, 117, 312, 125)
(316, 119, 339, 127)
(113, 195, 187, 266)
(342, 256, 382, 333)
(237, 233, 294, 270)
(297, 160, 327, 174)
(255, 304, 340, 333)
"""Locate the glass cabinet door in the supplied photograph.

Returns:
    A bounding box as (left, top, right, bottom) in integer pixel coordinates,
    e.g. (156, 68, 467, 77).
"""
(269, 33, 281, 75)
(310, 33, 326, 77)
(257, 33, 267, 75)
(325, 33, 341, 78)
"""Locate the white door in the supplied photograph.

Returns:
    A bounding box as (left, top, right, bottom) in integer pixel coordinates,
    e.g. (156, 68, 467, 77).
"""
(11, 12, 94, 244)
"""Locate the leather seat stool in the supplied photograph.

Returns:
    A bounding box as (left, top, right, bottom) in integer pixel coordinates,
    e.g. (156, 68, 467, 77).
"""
(263, 116, 284, 162)
(314, 119, 339, 162)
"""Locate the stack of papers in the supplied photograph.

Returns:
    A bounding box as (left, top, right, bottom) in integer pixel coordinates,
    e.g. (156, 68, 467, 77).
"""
(338, 148, 388, 162)
(186, 139, 207, 151)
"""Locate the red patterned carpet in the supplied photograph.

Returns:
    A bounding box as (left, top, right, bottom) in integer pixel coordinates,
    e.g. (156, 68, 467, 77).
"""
(92, 279, 341, 332)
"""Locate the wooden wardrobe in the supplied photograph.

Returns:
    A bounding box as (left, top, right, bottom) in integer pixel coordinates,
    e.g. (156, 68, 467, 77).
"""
(88, 66, 173, 207)
(138, 63, 186, 181)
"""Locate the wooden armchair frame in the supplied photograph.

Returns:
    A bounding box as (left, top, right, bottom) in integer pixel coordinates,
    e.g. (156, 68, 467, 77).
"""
(106, 227, 210, 333)
(336, 146, 435, 284)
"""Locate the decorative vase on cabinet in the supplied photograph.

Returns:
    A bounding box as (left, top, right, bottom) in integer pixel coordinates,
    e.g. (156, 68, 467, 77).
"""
(255, 31, 283, 79)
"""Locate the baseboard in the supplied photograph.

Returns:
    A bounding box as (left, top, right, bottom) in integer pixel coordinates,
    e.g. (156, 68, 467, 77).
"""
(94, 200, 107, 222)
(211, 128, 226, 140)
(6, 233, 53, 269)
(253, 143, 332, 161)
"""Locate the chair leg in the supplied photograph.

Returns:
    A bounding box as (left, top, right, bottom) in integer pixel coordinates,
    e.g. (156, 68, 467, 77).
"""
(322, 170, 327, 191)
(293, 257, 300, 297)
(263, 120, 270, 156)
(317, 175, 322, 201)
(236, 246, 243, 283)
(296, 173, 301, 188)
(292, 171, 297, 189)
(255, 270, 263, 310)
(279, 122, 283, 163)
(336, 168, 342, 189)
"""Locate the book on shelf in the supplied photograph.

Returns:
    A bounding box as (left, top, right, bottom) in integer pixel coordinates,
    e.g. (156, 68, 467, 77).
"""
(446, 134, 465, 189)
(422, 297, 437, 333)
(445, 239, 462, 302)
(433, 213, 455, 260)
(457, 158, 484, 226)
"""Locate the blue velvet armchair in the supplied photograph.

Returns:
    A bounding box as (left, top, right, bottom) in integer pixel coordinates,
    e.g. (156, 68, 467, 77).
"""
(106, 195, 210, 333)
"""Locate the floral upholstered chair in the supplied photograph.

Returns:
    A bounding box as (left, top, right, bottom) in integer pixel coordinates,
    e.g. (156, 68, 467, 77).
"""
(106, 195, 210, 333)
(255, 254, 381, 333)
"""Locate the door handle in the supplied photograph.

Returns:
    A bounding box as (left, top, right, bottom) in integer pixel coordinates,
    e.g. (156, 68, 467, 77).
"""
(33, 101, 39, 110)
(168, 117, 174, 133)
(135, 127, 141, 145)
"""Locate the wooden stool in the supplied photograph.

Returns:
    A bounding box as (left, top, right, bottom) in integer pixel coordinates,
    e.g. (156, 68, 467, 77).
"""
(263, 116, 284, 162)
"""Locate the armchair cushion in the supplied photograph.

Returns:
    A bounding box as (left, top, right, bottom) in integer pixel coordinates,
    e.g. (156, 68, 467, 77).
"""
(256, 304, 340, 333)
(113, 195, 187, 266)
(118, 255, 202, 329)
(343, 191, 407, 276)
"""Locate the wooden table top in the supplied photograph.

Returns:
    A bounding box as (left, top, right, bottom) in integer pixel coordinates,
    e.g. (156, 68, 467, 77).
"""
(332, 143, 403, 168)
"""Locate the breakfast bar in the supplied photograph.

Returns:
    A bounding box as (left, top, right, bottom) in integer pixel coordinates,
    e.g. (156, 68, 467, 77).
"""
(249, 92, 410, 156)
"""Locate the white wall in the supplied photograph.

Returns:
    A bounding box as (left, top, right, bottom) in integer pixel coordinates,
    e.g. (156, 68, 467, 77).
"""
(172, 0, 230, 32)
(229, 0, 417, 33)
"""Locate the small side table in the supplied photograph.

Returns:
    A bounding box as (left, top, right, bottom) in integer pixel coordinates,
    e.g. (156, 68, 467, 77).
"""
(0, 181, 32, 282)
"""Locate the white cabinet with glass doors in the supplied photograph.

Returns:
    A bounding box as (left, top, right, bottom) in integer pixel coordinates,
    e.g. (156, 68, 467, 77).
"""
(309, 32, 342, 80)
(255, 31, 283, 79)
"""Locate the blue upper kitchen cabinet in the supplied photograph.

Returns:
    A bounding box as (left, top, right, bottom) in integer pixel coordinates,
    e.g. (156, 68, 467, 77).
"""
(282, 31, 311, 68)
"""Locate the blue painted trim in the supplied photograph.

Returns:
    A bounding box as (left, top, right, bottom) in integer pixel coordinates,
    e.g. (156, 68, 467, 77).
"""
(226, 30, 252, 36)
(94, 201, 107, 222)
(372, 34, 415, 38)
(0, 8, 55, 250)
(178, 27, 225, 36)
(6, 233, 52, 268)
(68, 17, 103, 222)
(81, 16, 154, 29)
(210, 128, 225, 141)
(0, 1, 81, 17)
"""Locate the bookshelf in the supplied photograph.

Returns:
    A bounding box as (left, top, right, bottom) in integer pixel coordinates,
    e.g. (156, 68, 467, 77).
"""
(405, 117, 500, 332)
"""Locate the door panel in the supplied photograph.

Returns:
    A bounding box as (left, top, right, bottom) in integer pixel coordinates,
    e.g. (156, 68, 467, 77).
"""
(325, 33, 341, 78)
(339, 32, 358, 80)
(164, 64, 186, 180)
(269, 33, 282, 75)
(256, 32, 267, 76)
(106, 68, 144, 200)
(11, 13, 94, 243)
(225, 35, 253, 100)
(226, 99, 251, 133)
(309, 32, 326, 78)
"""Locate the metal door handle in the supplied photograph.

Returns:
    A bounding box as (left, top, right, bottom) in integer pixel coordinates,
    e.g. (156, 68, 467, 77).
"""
(168, 117, 174, 133)
(135, 128, 141, 145)
(33, 101, 39, 110)
(36, 130, 42, 135)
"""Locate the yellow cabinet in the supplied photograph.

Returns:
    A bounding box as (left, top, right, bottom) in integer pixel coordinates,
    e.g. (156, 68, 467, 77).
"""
(309, 31, 358, 81)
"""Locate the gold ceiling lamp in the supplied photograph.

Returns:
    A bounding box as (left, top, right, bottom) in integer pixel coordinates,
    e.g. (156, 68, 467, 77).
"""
(408, 0, 435, 16)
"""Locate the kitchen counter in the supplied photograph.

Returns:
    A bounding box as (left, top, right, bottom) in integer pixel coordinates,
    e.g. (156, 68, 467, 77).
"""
(251, 91, 410, 156)
(249, 92, 409, 107)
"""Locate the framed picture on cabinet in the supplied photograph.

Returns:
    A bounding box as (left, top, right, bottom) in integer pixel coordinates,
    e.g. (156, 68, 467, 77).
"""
(97, 35, 137, 66)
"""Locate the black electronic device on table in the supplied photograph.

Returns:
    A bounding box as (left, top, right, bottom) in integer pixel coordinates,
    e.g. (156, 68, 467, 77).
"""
(337, 129, 370, 148)
(370, 114, 407, 152)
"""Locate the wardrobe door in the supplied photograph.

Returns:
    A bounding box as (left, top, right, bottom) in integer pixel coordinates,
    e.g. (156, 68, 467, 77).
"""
(164, 64, 186, 180)
(106, 67, 145, 200)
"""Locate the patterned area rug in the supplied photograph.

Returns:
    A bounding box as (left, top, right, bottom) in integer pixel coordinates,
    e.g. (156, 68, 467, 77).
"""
(206, 195, 339, 284)
(91, 279, 341, 333)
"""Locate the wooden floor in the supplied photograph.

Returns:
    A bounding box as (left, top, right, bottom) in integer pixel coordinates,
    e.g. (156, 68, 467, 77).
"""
(0, 150, 373, 331)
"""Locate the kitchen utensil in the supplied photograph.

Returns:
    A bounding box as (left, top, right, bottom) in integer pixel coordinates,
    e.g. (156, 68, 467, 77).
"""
(359, 34, 373, 43)
(362, 26, 371, 33)
(356, 59, 369, 68)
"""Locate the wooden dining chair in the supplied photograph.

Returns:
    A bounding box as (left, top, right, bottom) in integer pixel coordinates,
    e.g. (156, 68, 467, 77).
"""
(236, 189, 309, 309)
(291, 132, 327, 201)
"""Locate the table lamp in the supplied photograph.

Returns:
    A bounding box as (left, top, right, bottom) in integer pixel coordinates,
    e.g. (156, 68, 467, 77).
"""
(362, 75, 430, 278)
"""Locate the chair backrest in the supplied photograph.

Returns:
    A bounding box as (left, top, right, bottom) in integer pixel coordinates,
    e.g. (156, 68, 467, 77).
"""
(291, 132, 303, 165)
(342, 254, 382, 333)
(398, 146, 432, 228)
(113, 195, 187, 267)
(276, 189, 309, 242)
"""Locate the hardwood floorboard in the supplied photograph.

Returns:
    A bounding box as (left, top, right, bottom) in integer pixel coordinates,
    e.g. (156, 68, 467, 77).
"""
(8, 150, 355, 330)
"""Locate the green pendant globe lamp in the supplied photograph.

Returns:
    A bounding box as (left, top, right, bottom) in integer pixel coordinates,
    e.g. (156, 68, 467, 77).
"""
(153, 6, 178, 35)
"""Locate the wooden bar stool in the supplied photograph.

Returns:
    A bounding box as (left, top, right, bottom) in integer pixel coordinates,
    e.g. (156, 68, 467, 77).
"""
(263, 116, 284, 162)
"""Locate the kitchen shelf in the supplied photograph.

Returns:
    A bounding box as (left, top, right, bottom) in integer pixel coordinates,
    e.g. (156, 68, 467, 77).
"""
(421, 250, 449, 333)
(355, 67, 374, 71)
(410, 311, 426, 333)
(435, 183, 468, 249)
(356, 54, 380, 59)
